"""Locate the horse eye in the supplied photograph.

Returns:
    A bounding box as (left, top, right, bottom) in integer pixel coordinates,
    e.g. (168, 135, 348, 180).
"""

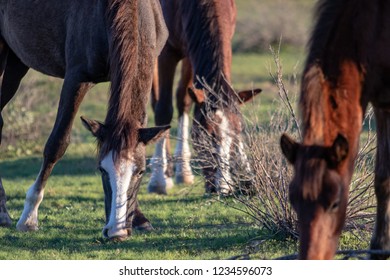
(138, 170, 145, 176)
(98, 166, 106, 174)
(329, 201, 340, 212)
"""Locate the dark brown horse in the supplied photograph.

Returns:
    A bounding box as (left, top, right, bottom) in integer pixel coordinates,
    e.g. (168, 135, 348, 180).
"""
(0, 0, 169, 241)
(148, 0, 261, 195)
(281, 0, 390, 259)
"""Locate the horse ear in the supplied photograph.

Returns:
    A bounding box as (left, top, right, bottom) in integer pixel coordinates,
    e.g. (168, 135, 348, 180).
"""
(326, 134, 349, 167)
(138, 125, 171, 145)
(188, 87, 205, 105)
(237, 88, 262, 104)
(80, 116, 106, 140)
(280, 133, 299, 164)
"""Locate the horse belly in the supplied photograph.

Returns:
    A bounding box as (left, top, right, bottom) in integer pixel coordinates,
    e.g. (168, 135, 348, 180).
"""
(10, 45, 66, 78)
(1, 9, 67, 77)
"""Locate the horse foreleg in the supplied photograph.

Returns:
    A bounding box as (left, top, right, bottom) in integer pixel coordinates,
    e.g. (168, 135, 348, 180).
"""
(16, 77, 92, 231)
(0, 50, 29, 227)
(131, 199, 153, 231)
(370, 107, 390, 259)
(148, 47, 180, 194)
(0, 178, 11, 227)
(0, 49, 29, 143)
(150, 60, 159, 112)
(174, 58, 194, 185)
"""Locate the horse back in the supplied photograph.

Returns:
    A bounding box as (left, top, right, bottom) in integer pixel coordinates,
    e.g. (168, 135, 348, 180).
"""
(0, 0, 109, 80)
(161, 0, 236, 55)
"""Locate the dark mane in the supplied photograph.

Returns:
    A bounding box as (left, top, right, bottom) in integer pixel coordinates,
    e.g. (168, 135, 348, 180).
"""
(101, 0, 153, 159)
(181, 0, 230, 97)
(306, 0, 378, 81)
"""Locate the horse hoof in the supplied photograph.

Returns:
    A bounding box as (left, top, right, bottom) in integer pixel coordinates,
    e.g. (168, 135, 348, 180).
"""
(205, 184, 217, 194)
(134, 222, 154, 232)
(109, 235, 129, 242)
(175, 174, 194, 185)
(16, 222, 39, 232)
(0, 213, 12, 227)
(147, 177, 173, 195)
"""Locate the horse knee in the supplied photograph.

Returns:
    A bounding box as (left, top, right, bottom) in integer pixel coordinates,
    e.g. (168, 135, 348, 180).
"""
(155, 103, 173, 125)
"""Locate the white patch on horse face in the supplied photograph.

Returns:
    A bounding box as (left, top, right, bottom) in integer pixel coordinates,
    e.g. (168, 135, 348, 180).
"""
(215, 110, 233, 193)
(237, 138, 252, 173)
(100, 151, 136, 238)
(16, 180, 45, 231)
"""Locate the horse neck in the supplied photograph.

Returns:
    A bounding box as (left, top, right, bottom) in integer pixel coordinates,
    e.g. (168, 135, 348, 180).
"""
(301, 62, 364, 144)
(301, 0, 380, 146)
(102, 0, 153, 157)
(184, 0, 236, 92)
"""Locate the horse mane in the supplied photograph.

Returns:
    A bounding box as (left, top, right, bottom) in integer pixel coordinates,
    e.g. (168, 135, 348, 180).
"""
(181, 0, 233, 100)
(300, 0, 378, 199)
(101, 0, 153, 160)
(306, 0, 378, 81)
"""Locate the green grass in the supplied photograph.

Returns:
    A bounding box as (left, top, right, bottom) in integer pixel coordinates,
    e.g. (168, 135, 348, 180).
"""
(0, 143, 273, 260)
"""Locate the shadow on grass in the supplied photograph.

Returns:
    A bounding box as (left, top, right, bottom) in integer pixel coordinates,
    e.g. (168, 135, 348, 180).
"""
(0, 223, 259, 260)
(0, 155, 98, 180)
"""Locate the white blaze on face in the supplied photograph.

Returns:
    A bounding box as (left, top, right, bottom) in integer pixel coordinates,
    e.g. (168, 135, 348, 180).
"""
(237, 138, 252, 173)
(101, 151, 135, 238)
(215, 110, 233, 194)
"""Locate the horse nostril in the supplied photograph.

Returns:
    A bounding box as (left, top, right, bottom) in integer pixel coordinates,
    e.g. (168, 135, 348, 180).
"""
(102, 228, 109, 239)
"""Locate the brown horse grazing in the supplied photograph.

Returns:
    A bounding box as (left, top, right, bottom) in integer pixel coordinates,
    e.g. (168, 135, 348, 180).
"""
(0, 0, 169, 241)
(148, 0, 261, 195)
(281, 0, 390, 259)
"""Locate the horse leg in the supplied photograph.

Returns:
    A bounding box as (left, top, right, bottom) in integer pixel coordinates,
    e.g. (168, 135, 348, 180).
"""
(147, 46, 180, 194)
(370, 107, 390, 259)
(232, 135, 254, 195)
(174, 58, 194, 185)
(150, 59, 159, 112)
(131, 199, 153, 231)
(16, 76, 92, 231)
(0, 50, 29, 227)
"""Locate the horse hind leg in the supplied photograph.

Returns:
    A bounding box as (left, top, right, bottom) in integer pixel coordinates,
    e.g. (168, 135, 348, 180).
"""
(16, 75, 92, 231)
(0, 48, 29, 227)
(147, 46, 180, 194)
(174, 58, 194, 185)
(370, 107, 390, 259)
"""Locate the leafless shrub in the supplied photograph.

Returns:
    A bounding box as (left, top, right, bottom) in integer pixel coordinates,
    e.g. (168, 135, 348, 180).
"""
(191, 46, 376, 240)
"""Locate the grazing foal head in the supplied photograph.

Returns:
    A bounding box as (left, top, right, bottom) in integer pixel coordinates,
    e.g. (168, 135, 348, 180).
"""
(82, 117, 169, 240)
(189, 86, 261, 194)
(279, 58, 364, 259)
(281, 133, 350, 259)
